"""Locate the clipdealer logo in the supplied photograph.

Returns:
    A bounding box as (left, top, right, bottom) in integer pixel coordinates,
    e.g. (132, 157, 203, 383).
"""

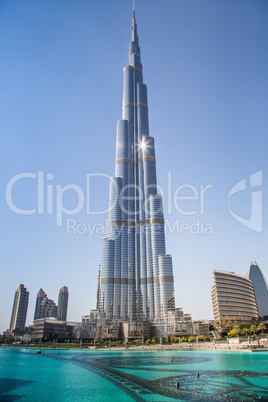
(228, 170, 263, 233)
(4, 170, 263, 235)
(5, 172, 112, 226)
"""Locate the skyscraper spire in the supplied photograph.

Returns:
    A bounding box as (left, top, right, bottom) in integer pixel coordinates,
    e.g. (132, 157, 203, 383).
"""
(131, 2, 138, 47)
(98, 6, 175, 323)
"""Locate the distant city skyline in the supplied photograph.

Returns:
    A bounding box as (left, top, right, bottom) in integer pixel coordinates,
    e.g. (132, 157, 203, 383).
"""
(1, 0, 267, 334)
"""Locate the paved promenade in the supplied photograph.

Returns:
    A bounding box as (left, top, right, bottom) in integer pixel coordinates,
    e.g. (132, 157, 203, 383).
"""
(2, 338, 268, 352)
(88, 339, 268, 352)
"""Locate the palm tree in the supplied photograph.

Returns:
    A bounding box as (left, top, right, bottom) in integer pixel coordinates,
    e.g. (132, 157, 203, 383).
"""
(233, 322, 241, 337)
(214, 321, 220, 331)
(250, 324, 257, 337)
(226, 321, 233, 333)
(257, 323, 266, 335)
(240, 327, 249, 337)
(251, 317, 260, 326)
(12, 328, 22, 337)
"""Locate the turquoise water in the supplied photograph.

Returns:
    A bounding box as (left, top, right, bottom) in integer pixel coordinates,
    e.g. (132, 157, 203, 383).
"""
(0, 348, 267, 401)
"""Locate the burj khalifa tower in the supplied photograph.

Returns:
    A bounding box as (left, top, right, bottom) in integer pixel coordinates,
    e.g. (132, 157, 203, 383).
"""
(98, 4, 175, 323)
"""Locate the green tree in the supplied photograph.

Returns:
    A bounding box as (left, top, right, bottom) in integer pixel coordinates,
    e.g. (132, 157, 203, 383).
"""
(257, 323, 266, 335)
(232, 322, 241, 337)
(226, 321, 233, 332)
(214, 321, 221, 333)
(250, 324, 257, 336)
(251, 317, 260, 326)
(197, 335, 208, 342)
(240, 327, 249, 337)
(188, 335, 196, 343)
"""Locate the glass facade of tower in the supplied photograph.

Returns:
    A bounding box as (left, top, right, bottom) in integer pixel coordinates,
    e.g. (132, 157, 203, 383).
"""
(34, 288, 47, 320)
(57, 286, 69, 321)
(98, 9, 175, 322)
(246, 262, 268, 318)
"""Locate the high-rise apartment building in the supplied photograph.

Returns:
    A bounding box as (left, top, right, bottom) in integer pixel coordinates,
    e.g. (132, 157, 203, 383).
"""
(33, 286, 68, 322)
(212, 270, 258, 331)
(34, 288, 57, 320)
(9, 284, 29, 332)
(57, 286, 69, 321)
(40, 297, 58, 319)
(246, 261, 268, 318)
(98, 6, 175, 322)
(34, 288, 47, 320)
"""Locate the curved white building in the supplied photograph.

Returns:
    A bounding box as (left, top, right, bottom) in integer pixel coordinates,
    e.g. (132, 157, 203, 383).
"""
(212, 270, 258, 330)
(246, 261, 268, 318)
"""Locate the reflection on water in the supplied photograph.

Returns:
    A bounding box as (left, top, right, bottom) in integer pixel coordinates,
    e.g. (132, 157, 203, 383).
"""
(0, 377, 35, 401)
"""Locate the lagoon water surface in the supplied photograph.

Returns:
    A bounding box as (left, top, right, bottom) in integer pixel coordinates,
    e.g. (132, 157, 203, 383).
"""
(0, 348, 267, 401)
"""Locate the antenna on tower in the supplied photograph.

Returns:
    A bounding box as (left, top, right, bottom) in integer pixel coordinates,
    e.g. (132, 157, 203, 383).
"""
(133, 0, 135, 16)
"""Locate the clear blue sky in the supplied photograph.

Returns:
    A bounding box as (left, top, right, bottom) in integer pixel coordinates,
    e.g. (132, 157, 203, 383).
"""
(1, 0, 267, 334)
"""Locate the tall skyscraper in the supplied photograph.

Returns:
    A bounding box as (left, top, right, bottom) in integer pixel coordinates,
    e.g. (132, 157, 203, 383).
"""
(34, 288, 47, 320)
(9, 284, 29, 332)
(34, 288, 58, 320)
(98, 5, 175, 323)
(246, 261, 268, 318)
(39, 297, 58, 319)
(57, 286, 69, 321)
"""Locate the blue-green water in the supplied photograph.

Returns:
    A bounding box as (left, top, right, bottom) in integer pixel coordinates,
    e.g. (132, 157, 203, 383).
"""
(0, 348, 267, 401)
